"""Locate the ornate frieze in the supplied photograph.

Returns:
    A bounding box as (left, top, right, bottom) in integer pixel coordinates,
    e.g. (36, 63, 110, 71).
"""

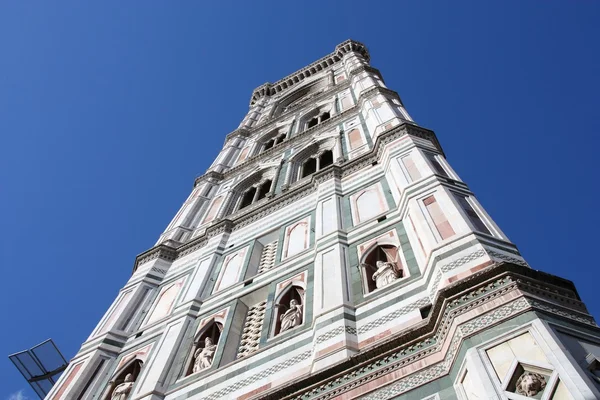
(254, 263, 593, 400)
(248, 40, 369, 106)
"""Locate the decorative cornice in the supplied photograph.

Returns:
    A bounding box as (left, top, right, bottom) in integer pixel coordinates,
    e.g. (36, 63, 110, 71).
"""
(133, 244, 177, 270)
(256, 263, 594, 400)
(194, 171, 225, 188)
(249, 40, 369, 106)
(349, 64, 384, 83)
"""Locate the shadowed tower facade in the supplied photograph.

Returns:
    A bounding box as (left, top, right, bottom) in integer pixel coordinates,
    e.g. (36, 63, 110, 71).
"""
(48, 40, 600, 400)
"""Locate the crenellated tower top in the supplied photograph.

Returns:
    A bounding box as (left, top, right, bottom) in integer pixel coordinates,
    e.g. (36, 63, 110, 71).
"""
(248, 39, 370, 106)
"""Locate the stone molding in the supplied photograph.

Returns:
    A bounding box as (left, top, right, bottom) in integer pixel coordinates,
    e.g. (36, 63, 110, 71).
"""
(167, 263, 593, 400)
(248, 40, 369, 106)
(135, 123, 442, 272)
(253, 263, 595, 400)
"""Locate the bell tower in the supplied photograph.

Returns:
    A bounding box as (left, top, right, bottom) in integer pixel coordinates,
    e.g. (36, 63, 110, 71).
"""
(48, 40, 600, 400)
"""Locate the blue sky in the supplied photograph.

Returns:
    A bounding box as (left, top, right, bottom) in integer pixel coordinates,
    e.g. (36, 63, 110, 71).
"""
(1, 1, 599, 398)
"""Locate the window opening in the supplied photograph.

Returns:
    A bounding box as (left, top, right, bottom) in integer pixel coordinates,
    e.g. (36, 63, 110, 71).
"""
(301, 158, 317, 178)
(263, 139, 275, 151)
(319, 150, 333, 169)
(256, 180, 272, 201)
(239, 187, 257, 210)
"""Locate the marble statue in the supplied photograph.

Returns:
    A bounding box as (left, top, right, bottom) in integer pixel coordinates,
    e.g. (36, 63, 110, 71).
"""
(372, 261, 400, 289)
(192, 337, 217, 373)
(111, 373, 134, 400)
(515, 371, 547, 397)
(279, 299, 303, 333)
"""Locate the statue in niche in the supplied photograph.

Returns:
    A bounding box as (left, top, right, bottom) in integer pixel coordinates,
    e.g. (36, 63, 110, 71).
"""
(279, 299, 303, 333)
(372, 261, 400, 289)
(192, 337, 217, 373)
(111, 373, 134, 400)
(515, 371, 547, 397)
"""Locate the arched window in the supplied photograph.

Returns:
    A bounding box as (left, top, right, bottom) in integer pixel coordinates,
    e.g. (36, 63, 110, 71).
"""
(299, 150, 334, 180)
(273, 285, 304, 336)
(238, 180, 271, 211)
(186, 320, 223, 375)
(103, 359, 143, 400)
(274, 133, 286, 146)
(301, 157, 317, 178)
(263, 139, 275, 151)
(319, 150, 333, 168)
(257, 129, 287, 155)
(239, 187, 257, 210)
(360, 245, 404, 293)
(256, 180, 272, 201)
(304, 108, 333, 131)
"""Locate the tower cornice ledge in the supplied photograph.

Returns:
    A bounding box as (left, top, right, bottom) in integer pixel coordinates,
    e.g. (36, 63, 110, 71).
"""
(135, 122, 442, 272)
(194, 170, 224, 188)
(249, 39, 369, 106)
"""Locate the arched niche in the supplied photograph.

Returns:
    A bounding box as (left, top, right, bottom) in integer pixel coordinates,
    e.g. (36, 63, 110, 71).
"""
(360, 244, 404, 294)
(272, 284, 305, 337)
(185, 319, 224, 376)
(103, 358, 143, 400)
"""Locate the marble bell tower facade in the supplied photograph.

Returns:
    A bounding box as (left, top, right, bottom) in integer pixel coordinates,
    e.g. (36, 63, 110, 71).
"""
(48, 40, 600, 400)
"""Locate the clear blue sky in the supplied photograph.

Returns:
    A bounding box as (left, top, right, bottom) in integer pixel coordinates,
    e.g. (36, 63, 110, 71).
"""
(1, 2, 599, 398)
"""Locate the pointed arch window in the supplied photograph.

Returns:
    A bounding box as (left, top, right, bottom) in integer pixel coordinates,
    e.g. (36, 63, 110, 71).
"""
(304, 110, 332, 130)
(256, 179, 272, 201)
(185, 320, 223, 376)
(360, 244, 404, 293)
(239, 187, 257, 210)
(301, 157, 317, 178)
(272, 285, 305, 336)
(319, 150, 333, 168)
(299, 150, 334, 180)
(259, 130, 288, 155)
(238, 180, 272, 211)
